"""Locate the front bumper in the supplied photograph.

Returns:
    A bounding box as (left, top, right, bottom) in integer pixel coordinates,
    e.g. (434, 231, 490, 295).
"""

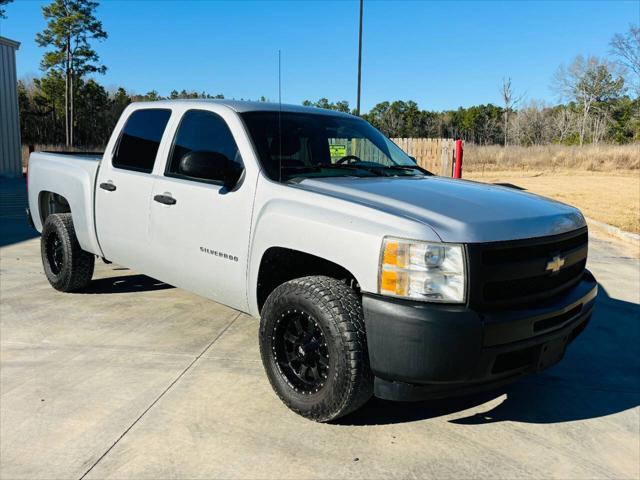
(362, 270, 598, 401)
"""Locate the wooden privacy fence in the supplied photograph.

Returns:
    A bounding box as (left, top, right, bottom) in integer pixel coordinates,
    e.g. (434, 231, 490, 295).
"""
(391, 138, 457, 177)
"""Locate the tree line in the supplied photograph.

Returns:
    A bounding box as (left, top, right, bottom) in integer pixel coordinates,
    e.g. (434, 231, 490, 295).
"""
(304, 47, 639, 146)
(13, 0, 640, 148)
(19, 76, 638, 148)
(18, 76, 228, 146)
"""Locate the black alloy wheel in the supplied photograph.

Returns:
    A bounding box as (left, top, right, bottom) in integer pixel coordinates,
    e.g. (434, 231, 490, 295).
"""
(259, 276, 373, 422)
(45, 231, 64, 275)
(273, 309, 330, 394)
(40, 213, 95, 292)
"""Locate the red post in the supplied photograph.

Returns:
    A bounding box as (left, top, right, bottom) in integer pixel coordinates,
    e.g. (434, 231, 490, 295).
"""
(453, 139, 463, 178)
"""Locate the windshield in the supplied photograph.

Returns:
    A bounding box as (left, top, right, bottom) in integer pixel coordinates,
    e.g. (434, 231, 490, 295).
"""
(241, 111, 430, 182)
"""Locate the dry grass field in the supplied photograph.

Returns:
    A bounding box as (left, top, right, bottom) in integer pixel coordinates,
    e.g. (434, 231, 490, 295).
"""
(465, 170, 640, 233)
(464, 144, 639, 172)
(464, 144, 639, 234)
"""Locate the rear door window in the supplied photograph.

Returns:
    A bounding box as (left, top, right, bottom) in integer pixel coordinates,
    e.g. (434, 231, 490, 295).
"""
(113, 109, 171, 173)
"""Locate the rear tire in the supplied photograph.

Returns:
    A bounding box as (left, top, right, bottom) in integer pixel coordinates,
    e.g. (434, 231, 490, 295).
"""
(259, 275, 373, 422)
(41, 213, 94, 292)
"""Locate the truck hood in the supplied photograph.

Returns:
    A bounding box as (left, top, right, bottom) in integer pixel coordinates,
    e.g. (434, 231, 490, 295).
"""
(293, 176, 586, 243)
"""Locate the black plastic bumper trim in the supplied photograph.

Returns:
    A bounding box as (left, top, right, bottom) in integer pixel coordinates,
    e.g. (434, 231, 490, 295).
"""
(362, 271, 597, 399)
(373, 309, 592, 401)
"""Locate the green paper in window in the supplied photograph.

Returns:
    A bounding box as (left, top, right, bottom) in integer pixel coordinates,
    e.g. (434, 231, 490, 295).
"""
(329, 145, 347, 158)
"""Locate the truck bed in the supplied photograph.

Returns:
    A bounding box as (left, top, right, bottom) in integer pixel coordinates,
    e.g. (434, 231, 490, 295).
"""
(40, 151, 104, 161)
(27, 151, 104, 256)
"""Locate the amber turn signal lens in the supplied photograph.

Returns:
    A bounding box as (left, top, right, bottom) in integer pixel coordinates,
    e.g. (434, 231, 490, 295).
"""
(380, 269, 398, 293)
(380, 268, 409, 296)
(382, 241, 398, 266)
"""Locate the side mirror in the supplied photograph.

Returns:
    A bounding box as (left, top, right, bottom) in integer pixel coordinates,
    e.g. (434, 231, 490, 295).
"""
(179, 151, 243, 190)
(223, 160, 244, 190)
(409, 156, 418, 164)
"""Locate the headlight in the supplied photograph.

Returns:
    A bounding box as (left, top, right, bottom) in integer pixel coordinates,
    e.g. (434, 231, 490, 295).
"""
(379, 237, 466, 303)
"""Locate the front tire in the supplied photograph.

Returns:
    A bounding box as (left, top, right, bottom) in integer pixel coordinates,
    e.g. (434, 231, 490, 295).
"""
(259, 276, 373, 422)
(41, 213, 94, 292)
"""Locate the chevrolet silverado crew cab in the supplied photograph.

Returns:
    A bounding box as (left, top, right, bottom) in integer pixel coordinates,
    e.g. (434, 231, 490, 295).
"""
(27, 100, 597, 422)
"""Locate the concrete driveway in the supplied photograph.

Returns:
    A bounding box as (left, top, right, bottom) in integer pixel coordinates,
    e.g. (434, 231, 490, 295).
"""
(1, 180, 639, 479)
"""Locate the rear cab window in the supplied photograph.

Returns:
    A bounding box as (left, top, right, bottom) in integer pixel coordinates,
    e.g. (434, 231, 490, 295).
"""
(113, 109, 172, 173)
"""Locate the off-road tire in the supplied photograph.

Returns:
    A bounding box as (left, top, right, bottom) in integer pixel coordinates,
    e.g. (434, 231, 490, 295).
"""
(259, 275, 373, 422)
(41, 213, 94, 292)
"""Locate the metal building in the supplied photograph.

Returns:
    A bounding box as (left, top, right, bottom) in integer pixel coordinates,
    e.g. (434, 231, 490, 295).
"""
(0, 36, 21, 178)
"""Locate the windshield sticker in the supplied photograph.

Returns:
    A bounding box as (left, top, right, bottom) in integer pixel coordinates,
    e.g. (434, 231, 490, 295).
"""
(329, 145, 347, 158)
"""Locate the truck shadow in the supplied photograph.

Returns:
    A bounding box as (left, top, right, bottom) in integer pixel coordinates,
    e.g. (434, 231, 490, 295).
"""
(79, 274, 174, 294)
(342, 285, 640, 426)
(0, 178, 39, 247)
(0, 217, 39, 247)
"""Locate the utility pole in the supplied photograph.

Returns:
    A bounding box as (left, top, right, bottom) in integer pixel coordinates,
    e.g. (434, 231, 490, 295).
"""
(356, 0, 363, 116)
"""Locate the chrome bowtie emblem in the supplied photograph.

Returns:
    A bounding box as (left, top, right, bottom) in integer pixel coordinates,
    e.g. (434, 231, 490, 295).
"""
(546, 255, 566, 273)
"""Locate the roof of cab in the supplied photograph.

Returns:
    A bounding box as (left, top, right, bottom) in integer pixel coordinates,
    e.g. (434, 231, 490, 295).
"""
(129, 99, 355, 117)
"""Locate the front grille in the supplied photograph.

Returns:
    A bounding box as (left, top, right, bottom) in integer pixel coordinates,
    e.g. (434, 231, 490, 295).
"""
(467, 227, 588, 310)
(482, 231, 587, 264)
(483, 260, 586, 302)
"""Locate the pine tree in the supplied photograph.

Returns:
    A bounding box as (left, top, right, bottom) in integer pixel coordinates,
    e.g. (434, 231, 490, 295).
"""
(35, 0, 107, 146)
(0, 0, 14, 19)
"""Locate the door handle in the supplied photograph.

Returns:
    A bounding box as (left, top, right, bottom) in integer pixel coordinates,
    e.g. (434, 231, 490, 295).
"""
(100, 182, 116, 192)
(154, 194, 177, 205)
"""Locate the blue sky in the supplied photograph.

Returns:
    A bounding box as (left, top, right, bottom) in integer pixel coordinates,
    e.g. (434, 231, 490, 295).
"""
(1, 0, 637, 111)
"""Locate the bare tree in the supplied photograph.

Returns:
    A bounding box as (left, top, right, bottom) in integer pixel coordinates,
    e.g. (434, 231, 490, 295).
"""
(610, 24, 640, 95)
(553, 56, 625, 145)
(501, 78, 513, 146)
(500, 77, 524, 146)
(590, 112, 610, 145)
(511, 101, 553, 146)
(553, 106, 576, 143)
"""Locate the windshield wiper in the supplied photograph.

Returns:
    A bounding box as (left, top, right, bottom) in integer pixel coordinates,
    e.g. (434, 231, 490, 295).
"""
(322, 164, 385, 176)
(281, 165, 322, 172)
(281, 164, 384, 177)
(373, 164, 433, 176)
(280, 164, 430, 182)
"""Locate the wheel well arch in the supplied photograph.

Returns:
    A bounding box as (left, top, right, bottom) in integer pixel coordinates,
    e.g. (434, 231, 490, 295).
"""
(38, 191, 71, 224)
(256, 247, 359, 312)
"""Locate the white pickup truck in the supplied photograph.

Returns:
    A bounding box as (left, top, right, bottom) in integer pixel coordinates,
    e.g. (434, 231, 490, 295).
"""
(27, 100, 597, 422)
